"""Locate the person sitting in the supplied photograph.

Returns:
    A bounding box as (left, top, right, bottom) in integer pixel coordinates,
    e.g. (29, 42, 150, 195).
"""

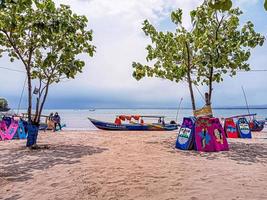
(48, 112, 54, 120)
(53, 112, 61, 131)
(47, 113, 55, 130)
(114, 117, 122, 125)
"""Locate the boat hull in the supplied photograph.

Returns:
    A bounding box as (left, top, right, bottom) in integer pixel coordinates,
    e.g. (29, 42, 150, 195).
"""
(88, 118, 177, 131)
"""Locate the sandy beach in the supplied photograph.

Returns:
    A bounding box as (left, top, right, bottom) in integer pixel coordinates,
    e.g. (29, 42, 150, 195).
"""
(0, 130, 266, 200)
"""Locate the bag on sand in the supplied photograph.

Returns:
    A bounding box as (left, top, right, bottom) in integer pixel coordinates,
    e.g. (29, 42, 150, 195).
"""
(208, 118, 229, 151)
(224, 118, 238, 138)
(237, 118, 252, 138)
(175, 117, 196, 150)
(195, 117, 229, 152)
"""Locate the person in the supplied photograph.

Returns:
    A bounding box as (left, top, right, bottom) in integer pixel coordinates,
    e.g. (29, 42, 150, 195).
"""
(47, 113, 55, 130)
(114, 117, 121, 125)
(48, 113, 54, 120)
(53, 112, 61, 131)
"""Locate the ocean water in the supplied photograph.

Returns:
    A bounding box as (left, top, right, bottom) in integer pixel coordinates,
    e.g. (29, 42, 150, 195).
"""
(30, 108, 267, 130)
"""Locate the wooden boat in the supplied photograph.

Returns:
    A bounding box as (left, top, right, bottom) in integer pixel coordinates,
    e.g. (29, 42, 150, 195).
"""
(249, 119, 265, 132)
(88, 115, 178, 131)
(225, 113, 265, 132)
(0, 108, 10, 112)
(21, 113, 66, 131)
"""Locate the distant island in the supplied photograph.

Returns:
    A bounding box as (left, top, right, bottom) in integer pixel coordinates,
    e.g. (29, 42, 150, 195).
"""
(0, 98, 10, 112)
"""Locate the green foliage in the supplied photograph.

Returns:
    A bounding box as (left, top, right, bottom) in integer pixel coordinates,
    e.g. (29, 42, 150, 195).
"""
(0, 0, 95, 83)
(132, 0, 265, 109)
(133, 9, 195, 83)
(0, 98, 8, 109)
(0, 0, 95, 122)
(208, 0, 267, 11)
(209, 0, 232, 11)
(30, 2, 95, 83)
(133, 9, 199, 109)
(192, 3, 265, 86)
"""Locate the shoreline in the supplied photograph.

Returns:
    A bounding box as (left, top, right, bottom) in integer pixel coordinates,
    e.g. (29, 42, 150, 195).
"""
(0, 130, 266, 200)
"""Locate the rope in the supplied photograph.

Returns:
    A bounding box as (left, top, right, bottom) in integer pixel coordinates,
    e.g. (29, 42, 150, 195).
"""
(17, 76, 27, 114)
(191, 69, 267, 75)
(175, 97, 183, 122)
(241, 86, 251, 120)
(194, 85, 205, 102)
(0, 66, 25, 73)
(237, 69, 267, 72)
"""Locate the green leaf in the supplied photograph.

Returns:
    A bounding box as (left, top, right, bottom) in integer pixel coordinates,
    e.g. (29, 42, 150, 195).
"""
(265, 0, 267, 11)
(0, 0, 95, 122)
(132, 0, 264, 110)
(171, 9, 183, 25)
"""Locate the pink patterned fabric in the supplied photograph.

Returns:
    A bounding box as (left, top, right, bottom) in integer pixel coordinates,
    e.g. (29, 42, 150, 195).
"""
(0, 120, 7, 131)
(0, 121, 8, 140)
(209, 118, 229, 151)
(195, 117, 216, 152)
(195, 117, 229, 152)
(0, 120, 19, 140)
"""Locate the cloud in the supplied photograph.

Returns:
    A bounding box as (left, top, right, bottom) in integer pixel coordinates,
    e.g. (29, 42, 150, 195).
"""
(233, 0, 259, 9)
(0, 0, 266, 109)
(50, 0, 202, 104)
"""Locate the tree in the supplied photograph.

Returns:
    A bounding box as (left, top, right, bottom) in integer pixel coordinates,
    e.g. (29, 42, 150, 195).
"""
(0, 98, 10, 112)
(209, 0, 267, 11)
(191, 2, 265, 105)
(132, 0, 264, 111)
(0, 1, 95, 128)
(132, 10, 198, 110)
(30, 2, 95, 123)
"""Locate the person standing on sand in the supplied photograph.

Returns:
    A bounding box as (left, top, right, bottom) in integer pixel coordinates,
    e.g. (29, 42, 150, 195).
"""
(53, 112, 61, 131)
(48, 113, 54, 120)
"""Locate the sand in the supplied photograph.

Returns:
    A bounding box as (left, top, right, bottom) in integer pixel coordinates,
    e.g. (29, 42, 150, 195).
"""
(0, 130, 266, 200)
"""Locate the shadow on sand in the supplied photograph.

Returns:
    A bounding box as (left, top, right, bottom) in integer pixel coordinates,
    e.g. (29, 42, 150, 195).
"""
(0, 145, 108, 182)
(161, 137, 267, 165)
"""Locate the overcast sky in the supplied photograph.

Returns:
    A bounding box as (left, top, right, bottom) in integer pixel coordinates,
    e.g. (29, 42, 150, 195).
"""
(0, 0, 266, 109)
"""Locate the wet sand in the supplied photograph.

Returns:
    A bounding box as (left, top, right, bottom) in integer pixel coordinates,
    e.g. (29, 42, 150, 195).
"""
(0, 130, 266, 200)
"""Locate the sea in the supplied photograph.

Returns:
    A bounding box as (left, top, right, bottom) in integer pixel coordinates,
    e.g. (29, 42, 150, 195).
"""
(16, 108, 267, 130)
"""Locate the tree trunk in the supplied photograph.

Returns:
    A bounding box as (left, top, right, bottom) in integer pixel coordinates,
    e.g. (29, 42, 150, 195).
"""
(187, 71, 196, 110)
(34, 97, 40, 123)
(185, 42, 196, 111)
(26, 69, 32, 123)
(37, 82, 50, 123)
(208, 66, 213, 105)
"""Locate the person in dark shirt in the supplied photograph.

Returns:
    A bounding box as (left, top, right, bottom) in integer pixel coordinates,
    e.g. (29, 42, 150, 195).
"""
(53, 112, 61, 131)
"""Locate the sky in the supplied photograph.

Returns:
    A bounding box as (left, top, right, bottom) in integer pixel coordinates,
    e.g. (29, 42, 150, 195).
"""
(0, 0, 266, 109)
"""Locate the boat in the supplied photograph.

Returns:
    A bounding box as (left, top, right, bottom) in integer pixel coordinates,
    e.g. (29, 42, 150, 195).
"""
(21, 113, 66, 131)
(0, 108, 10, 112)
(88, 115, 178, 131)
(225, 113, 265, 132)
(249, 119, 265, 132)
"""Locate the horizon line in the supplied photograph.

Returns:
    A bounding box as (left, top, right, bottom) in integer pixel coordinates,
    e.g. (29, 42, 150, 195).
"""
(12, 107, 267, 110)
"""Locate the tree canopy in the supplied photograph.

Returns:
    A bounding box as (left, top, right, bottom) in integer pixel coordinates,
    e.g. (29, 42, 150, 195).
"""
(132, 0, 265, 111)
(0, 98, 9, 111)
(0, 0, 95, 122)
(191, 2, 265, 105)
(209, 0, 267, 11)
